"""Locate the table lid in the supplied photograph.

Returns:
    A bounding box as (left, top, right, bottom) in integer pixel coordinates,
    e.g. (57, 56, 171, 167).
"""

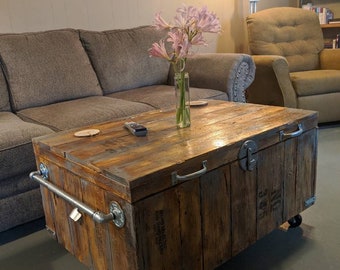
(33, 100, 318, 203)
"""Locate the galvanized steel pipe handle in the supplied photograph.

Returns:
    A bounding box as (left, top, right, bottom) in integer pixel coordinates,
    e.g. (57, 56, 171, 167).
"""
(29, 164, 125, 228)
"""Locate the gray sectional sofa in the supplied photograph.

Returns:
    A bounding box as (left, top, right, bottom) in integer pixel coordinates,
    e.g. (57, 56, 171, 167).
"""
(0, 26, 255, 232)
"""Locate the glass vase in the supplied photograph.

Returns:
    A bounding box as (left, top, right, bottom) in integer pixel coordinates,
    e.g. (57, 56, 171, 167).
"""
(174, 72, 191, 128)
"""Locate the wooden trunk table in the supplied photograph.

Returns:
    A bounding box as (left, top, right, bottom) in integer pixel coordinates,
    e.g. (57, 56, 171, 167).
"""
(31, 100, 318, 270)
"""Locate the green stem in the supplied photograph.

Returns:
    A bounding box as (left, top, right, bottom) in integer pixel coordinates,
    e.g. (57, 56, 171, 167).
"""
(175, 71, 190, 128)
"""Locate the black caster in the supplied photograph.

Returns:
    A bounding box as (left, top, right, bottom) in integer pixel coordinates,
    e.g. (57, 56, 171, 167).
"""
(288, 214, 302, 228)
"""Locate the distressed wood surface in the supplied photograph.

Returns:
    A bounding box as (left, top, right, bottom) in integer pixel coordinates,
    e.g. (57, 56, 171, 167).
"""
(33, 100, 318, 270)
(230, 161, 257, 256)
(33, 100, 318, 203)
(283, 128, 318, 221)
(256, 143, 285, 240)
(134, 179, 202, 269)
(200, 166, 231, 269)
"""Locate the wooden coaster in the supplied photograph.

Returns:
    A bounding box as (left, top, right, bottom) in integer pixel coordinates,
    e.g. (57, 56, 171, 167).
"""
(190, 100, 208, 107)
(74, 129, 100, 137)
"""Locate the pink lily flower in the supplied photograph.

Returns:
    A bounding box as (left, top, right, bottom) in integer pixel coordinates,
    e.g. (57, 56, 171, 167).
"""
(154, 12, 172, 30)
(149, 4, 221, 70)
(148, 40, 171, 60)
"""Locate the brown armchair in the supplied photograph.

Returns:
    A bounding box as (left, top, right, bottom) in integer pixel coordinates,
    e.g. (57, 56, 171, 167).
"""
(246, 7, 340, 123)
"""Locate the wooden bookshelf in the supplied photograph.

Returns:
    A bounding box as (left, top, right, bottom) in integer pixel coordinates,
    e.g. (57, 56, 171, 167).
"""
(320, 23, 340, 48)
(304, 1, 340, 47)
(321, 23, 340, 28)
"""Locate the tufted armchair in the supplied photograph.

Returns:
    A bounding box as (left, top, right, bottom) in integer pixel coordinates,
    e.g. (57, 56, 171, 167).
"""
(246, 7, 340, 123)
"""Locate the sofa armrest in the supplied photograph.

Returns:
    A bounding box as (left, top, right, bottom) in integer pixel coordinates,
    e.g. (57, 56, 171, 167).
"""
(183, 53, 255, 102)
(320, 49, 340, 70)
(246, 55, 297, 108)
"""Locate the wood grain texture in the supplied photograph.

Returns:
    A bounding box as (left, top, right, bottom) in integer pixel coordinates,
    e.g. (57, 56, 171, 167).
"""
(295, 129, 318, 213)
(283, 128, 318, 220)
(134, 180, 202, 270)
(64, 173, 91, 266)
(200, 166, 231, 269)
(230, 161, 257, 256)
(33, 100, 318, 270)
(33, 100, 318, 203)
(256, 143, 285, 239)
(283, 136, 299, 221)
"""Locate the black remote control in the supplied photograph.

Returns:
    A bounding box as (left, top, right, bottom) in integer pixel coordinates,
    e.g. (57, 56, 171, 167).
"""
(124, 122, 148, 137)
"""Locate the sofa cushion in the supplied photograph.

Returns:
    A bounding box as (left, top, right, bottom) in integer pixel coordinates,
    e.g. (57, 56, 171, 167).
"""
(0, 188, 44, 232)
(0, 173, 39, 200)
(0, 69, 10, 111)
(290, 70, 340, 96)
(298, 92, 340, 123)
(107, 85, 228, 109)
(0, 112, 53, 181)
(80, 26, 170, 94)
(17, 96, 154, 131)
(0, 29, 103, 111)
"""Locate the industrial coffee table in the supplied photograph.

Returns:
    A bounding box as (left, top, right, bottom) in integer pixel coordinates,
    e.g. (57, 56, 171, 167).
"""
(30, 100, 318, 269)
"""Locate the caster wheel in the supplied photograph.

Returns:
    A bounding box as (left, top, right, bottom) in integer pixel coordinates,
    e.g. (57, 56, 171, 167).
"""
(288, 214, 302, 228)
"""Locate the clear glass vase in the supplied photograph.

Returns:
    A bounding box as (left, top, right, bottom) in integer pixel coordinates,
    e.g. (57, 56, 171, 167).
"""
(174, 72, 191, 128)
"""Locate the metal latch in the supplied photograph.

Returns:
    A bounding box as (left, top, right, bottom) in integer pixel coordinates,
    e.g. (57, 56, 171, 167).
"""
(239, 140, 258, 171)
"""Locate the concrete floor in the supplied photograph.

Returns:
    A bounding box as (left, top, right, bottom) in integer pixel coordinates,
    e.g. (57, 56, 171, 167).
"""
(1, 124, 339, 270)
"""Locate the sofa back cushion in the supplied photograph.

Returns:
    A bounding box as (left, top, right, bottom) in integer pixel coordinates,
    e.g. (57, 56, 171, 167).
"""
(80, 26, 170, 94)
(246, 7, 324, 72)
(0, 29, 102, 111)
(0, 69, 10, 111)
